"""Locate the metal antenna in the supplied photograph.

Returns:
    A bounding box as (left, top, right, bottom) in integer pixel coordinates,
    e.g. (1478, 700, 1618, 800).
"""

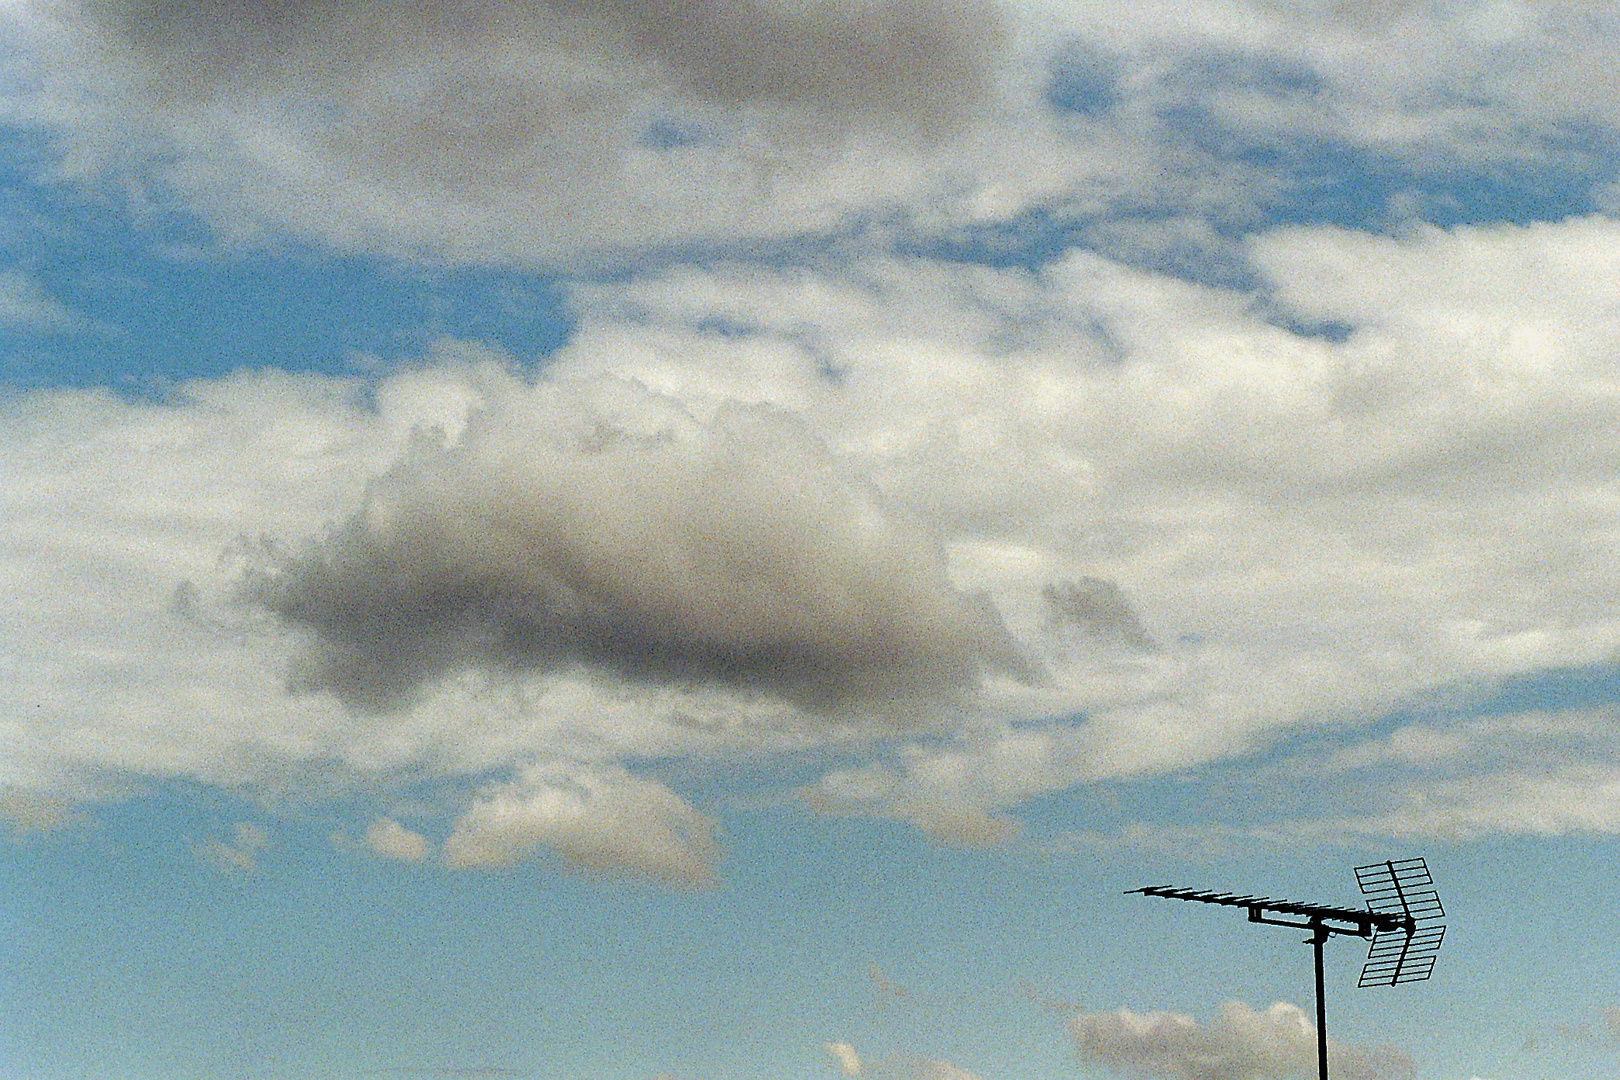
(1128, 857, 1445, 1080)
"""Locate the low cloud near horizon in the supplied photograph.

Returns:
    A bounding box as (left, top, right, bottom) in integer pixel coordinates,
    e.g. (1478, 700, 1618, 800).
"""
(1070, 1000, 1414, 1080)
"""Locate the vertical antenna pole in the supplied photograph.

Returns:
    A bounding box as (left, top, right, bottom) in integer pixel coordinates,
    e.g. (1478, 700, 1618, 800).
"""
(1313, 924, 1328, 1080)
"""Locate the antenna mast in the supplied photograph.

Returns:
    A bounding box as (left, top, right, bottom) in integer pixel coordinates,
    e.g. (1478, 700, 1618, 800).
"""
(1128, 858, 1445, 1080)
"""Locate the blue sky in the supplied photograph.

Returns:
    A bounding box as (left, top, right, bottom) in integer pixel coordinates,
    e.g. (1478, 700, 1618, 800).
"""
(6, 2, 1620, 1079)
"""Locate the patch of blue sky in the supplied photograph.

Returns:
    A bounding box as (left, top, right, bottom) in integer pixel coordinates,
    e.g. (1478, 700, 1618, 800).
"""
(1, 784, 1109, 1080)
(1210, 124, 1619, 233)
(0, 127, 574, 393)
(1483, 661, 1620, 715)
(1000, 53, 1620, 297)
(15, 766, 1615, 1080)
(638, 117, 710, 150)
(1044, 41, 1121, 118)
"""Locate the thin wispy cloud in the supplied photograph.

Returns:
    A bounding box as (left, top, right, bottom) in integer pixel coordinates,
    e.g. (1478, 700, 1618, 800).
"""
(0, 270, 94, 333)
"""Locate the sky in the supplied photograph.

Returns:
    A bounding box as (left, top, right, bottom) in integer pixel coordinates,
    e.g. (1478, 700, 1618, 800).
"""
(5, 1, 1620, 1078)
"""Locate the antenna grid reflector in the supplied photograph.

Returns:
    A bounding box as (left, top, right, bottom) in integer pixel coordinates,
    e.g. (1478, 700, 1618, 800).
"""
(1354, 858, 1446, 987)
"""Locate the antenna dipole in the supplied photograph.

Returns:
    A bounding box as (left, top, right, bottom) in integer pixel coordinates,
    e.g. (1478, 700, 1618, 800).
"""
(1128, 858, 1445, 1080)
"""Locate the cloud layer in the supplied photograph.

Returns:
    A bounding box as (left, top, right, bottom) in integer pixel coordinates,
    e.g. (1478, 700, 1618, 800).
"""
(10, 0, 1620, 875)
(10, 206, 1620, 866)
(14, 0, 1620, 262)
(23, 0, 1006, 260)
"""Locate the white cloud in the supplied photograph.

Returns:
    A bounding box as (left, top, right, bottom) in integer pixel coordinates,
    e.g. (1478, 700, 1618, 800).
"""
(1310, 764, 1620, 841)
(0, 368, 416, 792)
(0, 271, 91, 332)
(364, 816, 431, 863)
(1070, 1000, 1412, 1080)
(441, 762, 719, 887)
(827, 1041, 864, 1077)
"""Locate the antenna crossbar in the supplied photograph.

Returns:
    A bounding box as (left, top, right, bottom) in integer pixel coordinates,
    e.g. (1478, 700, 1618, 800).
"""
(1127, 885, 1412, 937)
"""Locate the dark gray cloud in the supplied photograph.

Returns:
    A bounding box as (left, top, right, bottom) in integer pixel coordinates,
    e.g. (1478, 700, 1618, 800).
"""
(248, 386, 1026, 716)
(41, 0, 1006, 257)
(1044, 577, 1155, 652)
(70, 0, 1002, 130)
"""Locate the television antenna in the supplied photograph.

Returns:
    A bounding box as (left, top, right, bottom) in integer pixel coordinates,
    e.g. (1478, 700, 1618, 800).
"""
(1127, 857, 1445, 1080)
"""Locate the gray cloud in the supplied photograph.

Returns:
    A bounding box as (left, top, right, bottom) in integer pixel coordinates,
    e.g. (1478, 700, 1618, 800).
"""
(28, 0, 1620, 269)
(70, 0, 1001, 128)
(1044, 577, 1155, 652)
(249, 380, 1026, 717)
(33, 0, 1007, 259)
(609, 0, 1002, 129)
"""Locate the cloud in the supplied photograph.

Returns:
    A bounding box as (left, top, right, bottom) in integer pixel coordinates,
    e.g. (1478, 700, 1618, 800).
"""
(70, 0, 1002, 127)
(440, 762, 719, 887)
(196, 820, 270, 874)
(827, 1042, 863, 1077)
(14, 0, 1620, 265)
(1311, 764, 1620, 841)
(1070, 1001, 1413, 1080)
(365, 816, 431, 863)
(821, 1039, 984, 1080)
(247, 376, 1026, 718)
(0, 786, 82, 835)
(18, 0, 1008, 261)
(906, 1062, 983, 1080)
(0, 271, 93, 333)
(1044, 578, 1155, 652)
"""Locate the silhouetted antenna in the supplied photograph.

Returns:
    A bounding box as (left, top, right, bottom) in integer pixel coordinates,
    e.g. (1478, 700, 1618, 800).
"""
(1128, 857, 1445, 1080)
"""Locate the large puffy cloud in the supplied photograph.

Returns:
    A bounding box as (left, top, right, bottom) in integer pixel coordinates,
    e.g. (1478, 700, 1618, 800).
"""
(250, 378, 1024, 718)
(1070, 1001, 1412, 1080)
